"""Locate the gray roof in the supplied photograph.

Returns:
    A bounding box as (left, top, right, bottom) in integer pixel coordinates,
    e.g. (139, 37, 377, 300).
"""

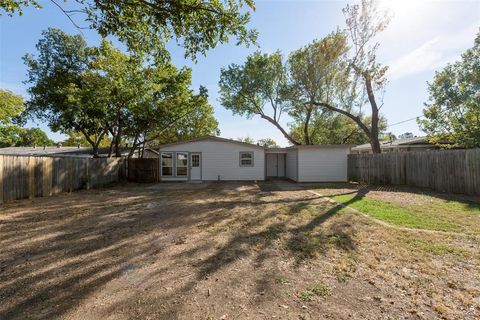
(156, 136, 265, 149)
(0, 146, 132, 157)
(351, 136, 433, 151)
(156, 136, 354, 151)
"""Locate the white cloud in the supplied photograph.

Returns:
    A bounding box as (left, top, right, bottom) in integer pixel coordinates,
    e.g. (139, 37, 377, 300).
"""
(386, 23, 479, 80)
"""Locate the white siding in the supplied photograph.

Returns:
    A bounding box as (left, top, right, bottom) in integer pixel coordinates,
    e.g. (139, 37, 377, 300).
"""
(297, 147, 350, 182)
(285, 149, 298, 181)
(160, 139, 264, 181)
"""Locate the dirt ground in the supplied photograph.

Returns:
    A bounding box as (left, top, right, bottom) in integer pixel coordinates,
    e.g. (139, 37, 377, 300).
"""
(0, 181, 479, 320)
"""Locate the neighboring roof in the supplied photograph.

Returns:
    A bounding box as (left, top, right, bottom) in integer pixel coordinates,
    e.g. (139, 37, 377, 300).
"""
(351, 136, 435, 151)
(0, 146, 94, 157)
(156, 136, 265, 149)
(0, 146, 133, 157)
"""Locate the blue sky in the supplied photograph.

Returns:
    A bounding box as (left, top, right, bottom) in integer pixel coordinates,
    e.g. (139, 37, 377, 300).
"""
(1, 0, 479, 146)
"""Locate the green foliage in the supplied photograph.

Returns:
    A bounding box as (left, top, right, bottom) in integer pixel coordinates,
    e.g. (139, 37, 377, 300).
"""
(62, 131, 111, 148)
(219, 27, 389, 146)
(219, 51, 297, 144)
(257, 138, 279, 148)
(148, 86, 220, 145)
(1, 0, 257, 60)
(0, 89, 24, 125)
(0, 126, 54, 147)
(0, 0, 41, 16)
(236, 136, 255, 144)
(419, 31, 480, 148)
(299, 282, 331, 301)
(24, 28, 219, 157)
(289, 114, 387, 145)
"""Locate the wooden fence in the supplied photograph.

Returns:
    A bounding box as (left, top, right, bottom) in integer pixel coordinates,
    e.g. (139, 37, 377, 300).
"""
(348, 149, 480, 195)
(0, 155, 126, 203)
(127, 158, 159, 183)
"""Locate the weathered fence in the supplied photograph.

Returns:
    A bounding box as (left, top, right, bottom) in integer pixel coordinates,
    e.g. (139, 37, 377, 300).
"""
(348, 149, 480, 195)
(0, 155, 126, 203)
(127, 158, 159, 183)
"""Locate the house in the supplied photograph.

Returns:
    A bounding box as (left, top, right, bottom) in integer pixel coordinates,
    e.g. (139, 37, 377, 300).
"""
(350, 136, 442, 154)
(157, 136, 352, 182)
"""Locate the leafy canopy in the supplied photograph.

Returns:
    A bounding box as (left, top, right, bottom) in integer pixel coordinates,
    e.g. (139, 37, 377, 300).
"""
(24, 28, 219, 157)
(0, 89, 24, 125)
(1, 0, 257, 60)
(419, 31, 480, 148)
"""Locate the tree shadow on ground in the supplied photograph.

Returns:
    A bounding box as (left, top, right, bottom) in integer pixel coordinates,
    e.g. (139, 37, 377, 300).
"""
(0, 180, 358, 319)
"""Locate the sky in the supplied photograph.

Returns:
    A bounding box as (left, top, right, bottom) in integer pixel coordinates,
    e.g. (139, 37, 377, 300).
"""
(1, 0, 479, 147)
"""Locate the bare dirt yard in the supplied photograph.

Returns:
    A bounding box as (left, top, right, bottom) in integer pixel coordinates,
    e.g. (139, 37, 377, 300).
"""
(1, 181, 479, 320)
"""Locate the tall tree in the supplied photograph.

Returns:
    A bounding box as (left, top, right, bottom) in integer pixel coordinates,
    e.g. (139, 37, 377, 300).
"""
(0, 89, 24, 125)
(219, 51, 298, 145)
(340, 0, 390, 153)
(23, 29, 110, 157)
(419, 31, 480, 148)
(1, 0, 257, 60)
(286, 31, 356, 145)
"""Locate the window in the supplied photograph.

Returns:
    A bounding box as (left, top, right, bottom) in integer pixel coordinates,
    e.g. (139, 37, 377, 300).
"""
(161, 152, 173, 176)
(239, 152, 254, 167)
(176, 152, 188, 176)
(191, 154, 200, 167)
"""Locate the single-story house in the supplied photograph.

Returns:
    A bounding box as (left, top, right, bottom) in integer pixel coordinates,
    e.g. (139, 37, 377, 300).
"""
(157, 136, 353, 182)
(350, 136, 442, 154)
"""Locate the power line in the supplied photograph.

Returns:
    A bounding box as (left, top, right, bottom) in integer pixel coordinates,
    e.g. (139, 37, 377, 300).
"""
(386, 115, 425, 128)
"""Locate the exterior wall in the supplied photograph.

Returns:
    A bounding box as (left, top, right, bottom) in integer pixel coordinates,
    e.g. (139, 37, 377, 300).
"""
(297, 147, 350, 182)
(285, 149, 298, 181)
(159, 140, 264, 181)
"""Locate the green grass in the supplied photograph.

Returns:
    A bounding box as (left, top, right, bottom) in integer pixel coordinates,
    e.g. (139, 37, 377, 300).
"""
(405, 239, 469, 257)
(299, 282, 331, 301)
(330, 194, 461, 232)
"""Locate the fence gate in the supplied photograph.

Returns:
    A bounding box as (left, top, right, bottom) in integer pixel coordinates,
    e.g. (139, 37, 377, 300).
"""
(127, 158, 159, 182)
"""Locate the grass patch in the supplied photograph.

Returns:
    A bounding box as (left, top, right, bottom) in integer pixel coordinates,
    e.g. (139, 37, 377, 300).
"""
(330, 194, 461, 232)
(405, 239, 469, 257)
(299, 282, 331, 301)
(274, 276, 290, 285)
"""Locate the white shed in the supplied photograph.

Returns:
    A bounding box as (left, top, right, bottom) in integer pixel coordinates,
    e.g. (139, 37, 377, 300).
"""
(156, 136, 352, 182)
(266, 145, 353, 182)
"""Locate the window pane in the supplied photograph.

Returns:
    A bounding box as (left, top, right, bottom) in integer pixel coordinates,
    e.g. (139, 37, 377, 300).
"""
(162, 166, 172, 176)
(177, 166, 187, 176)
(240, 152, 253, 166)
(161, 153, 172, 167)
(177, 153, 188, 167)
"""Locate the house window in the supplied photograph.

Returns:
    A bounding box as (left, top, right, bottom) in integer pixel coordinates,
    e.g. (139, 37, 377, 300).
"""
(176, 152, 188, 176)
(161, 152, 173, 176)
(239, 152, 254, 167)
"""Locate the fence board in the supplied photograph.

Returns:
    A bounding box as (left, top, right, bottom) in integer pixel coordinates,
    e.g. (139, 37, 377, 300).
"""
(0, 156, 126, 204)
(348, 148, 480, 195)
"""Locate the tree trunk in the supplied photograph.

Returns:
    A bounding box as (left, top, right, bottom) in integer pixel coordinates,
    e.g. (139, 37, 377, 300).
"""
(364, 74, 382, 154)
(303, 107, 312, 145)
(114, 125, 122, 157)
(260, 114, 301, 145)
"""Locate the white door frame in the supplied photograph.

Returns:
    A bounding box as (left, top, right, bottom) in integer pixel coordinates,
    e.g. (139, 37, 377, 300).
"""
(190, 152, 202, 180)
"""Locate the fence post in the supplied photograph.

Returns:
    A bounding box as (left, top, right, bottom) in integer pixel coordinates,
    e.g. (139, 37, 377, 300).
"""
(0, 155, 3, 204)
(42, 157, 53, 197)
(28, 156, 35, 199)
